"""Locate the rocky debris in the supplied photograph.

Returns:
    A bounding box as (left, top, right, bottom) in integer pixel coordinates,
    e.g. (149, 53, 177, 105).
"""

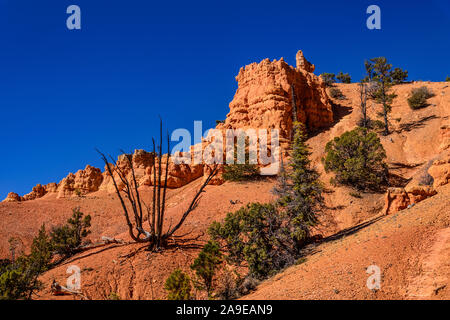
(57, 165, 104, 198)
(217, 50, 333, 147)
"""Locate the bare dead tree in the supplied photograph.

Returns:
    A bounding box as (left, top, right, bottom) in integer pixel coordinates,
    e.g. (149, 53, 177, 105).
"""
(97, 120, 218, 251)
(359, 82, 368, 128)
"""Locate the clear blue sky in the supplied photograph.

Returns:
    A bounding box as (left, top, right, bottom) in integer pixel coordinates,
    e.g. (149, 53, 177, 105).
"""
(0, 0, 449, 199)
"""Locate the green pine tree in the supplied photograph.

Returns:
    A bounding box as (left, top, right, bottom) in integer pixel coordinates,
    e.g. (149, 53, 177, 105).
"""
(164, 269, 192, 300)
(190, 240, 222, 297)
(364, 57, 398, 135)
(275, 122, 323, 248)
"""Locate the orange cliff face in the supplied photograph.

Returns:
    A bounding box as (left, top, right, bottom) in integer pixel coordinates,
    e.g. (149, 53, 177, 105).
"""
(2, 50, 334, 202)
(217, 50, 334, 145)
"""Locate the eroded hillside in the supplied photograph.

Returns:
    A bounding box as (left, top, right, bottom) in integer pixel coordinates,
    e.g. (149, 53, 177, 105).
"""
(0, 51, 449, 299)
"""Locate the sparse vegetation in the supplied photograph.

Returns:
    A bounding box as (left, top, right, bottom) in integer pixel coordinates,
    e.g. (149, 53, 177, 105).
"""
(391, 67, 408, 84)
(349, 191, 362, 198)
(273, 123, 323, 248)
(164, 269, 192, 300)
(50, 207, 91, 258)
(328, 87, 345, 100)
(98, 120, 218, 251)
(74, 188, 82, 197)
(209, 203, 296, 280)
(211, 124, 322, 280)
(190, 240, 223, 298)
(407, 86, 434, 110)
(320, 73, 336, 87)
(223, 136, 259, 182)
(364, 57, 402, 135)
(223, 163, 259, 181)
(446, 76, 450, 82)
(107, 292, 121, 300)
(0, 225, 53, 300)
(336, 71, 351, 83)
(323, 127, 388, 191)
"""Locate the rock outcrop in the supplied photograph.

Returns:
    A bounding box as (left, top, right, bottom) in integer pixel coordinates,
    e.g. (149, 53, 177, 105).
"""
(217, 50, 333, 146)
(99, 150, 204, 192)
(57, 165, 104, 198)
(428, 157, 450, 188)
(384, 185, 437, 215)
(3, 192, 22, 202)
(22, 184, 47, 201)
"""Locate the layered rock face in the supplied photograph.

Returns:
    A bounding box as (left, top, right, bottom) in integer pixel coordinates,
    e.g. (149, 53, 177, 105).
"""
(217, 50, 333, 145)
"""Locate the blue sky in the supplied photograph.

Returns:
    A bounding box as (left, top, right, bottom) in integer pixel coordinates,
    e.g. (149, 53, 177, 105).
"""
(0, 0, 449, 199)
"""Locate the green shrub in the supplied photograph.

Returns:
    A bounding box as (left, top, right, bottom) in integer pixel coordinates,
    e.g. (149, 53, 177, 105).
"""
(74, 188, 82, 197)
(446, 76, 450, 82)
(0, 225, 52, 300)
(391, 67, 408, 84)
(107, 292, 121, 300)
(164, 269, 192, 300)
(407, 86, 434, 110)
(223, 163, 259, 181)
(323, 127, 387, 190)
(190, 241, 222, 297)
(223, 138, 259, 182)
(209, 203, 297, 280)
(273, 123, 323, 247)
(320, 73, 336, 87)
(349, 191, 362, 198)
(328, 87, 345, 100)
(336, 72, 351, 83)
(50, 207, 91, 258)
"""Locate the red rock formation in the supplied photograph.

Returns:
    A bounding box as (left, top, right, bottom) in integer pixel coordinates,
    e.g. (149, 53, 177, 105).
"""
(384, 185, 437, 215)
(428, 157, 450, 188)
(23, 184, 47, 201)
(44, 182, 59, 193)
(57, 165, 104, 198)
(3, 192, 22, 202)
(217, 50, 333, 146)
(100, 150, 204, 192)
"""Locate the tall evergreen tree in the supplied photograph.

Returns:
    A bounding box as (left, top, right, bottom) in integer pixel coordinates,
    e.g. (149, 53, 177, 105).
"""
(273, 122, 323, 248)
(364, 57, 398, 135)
